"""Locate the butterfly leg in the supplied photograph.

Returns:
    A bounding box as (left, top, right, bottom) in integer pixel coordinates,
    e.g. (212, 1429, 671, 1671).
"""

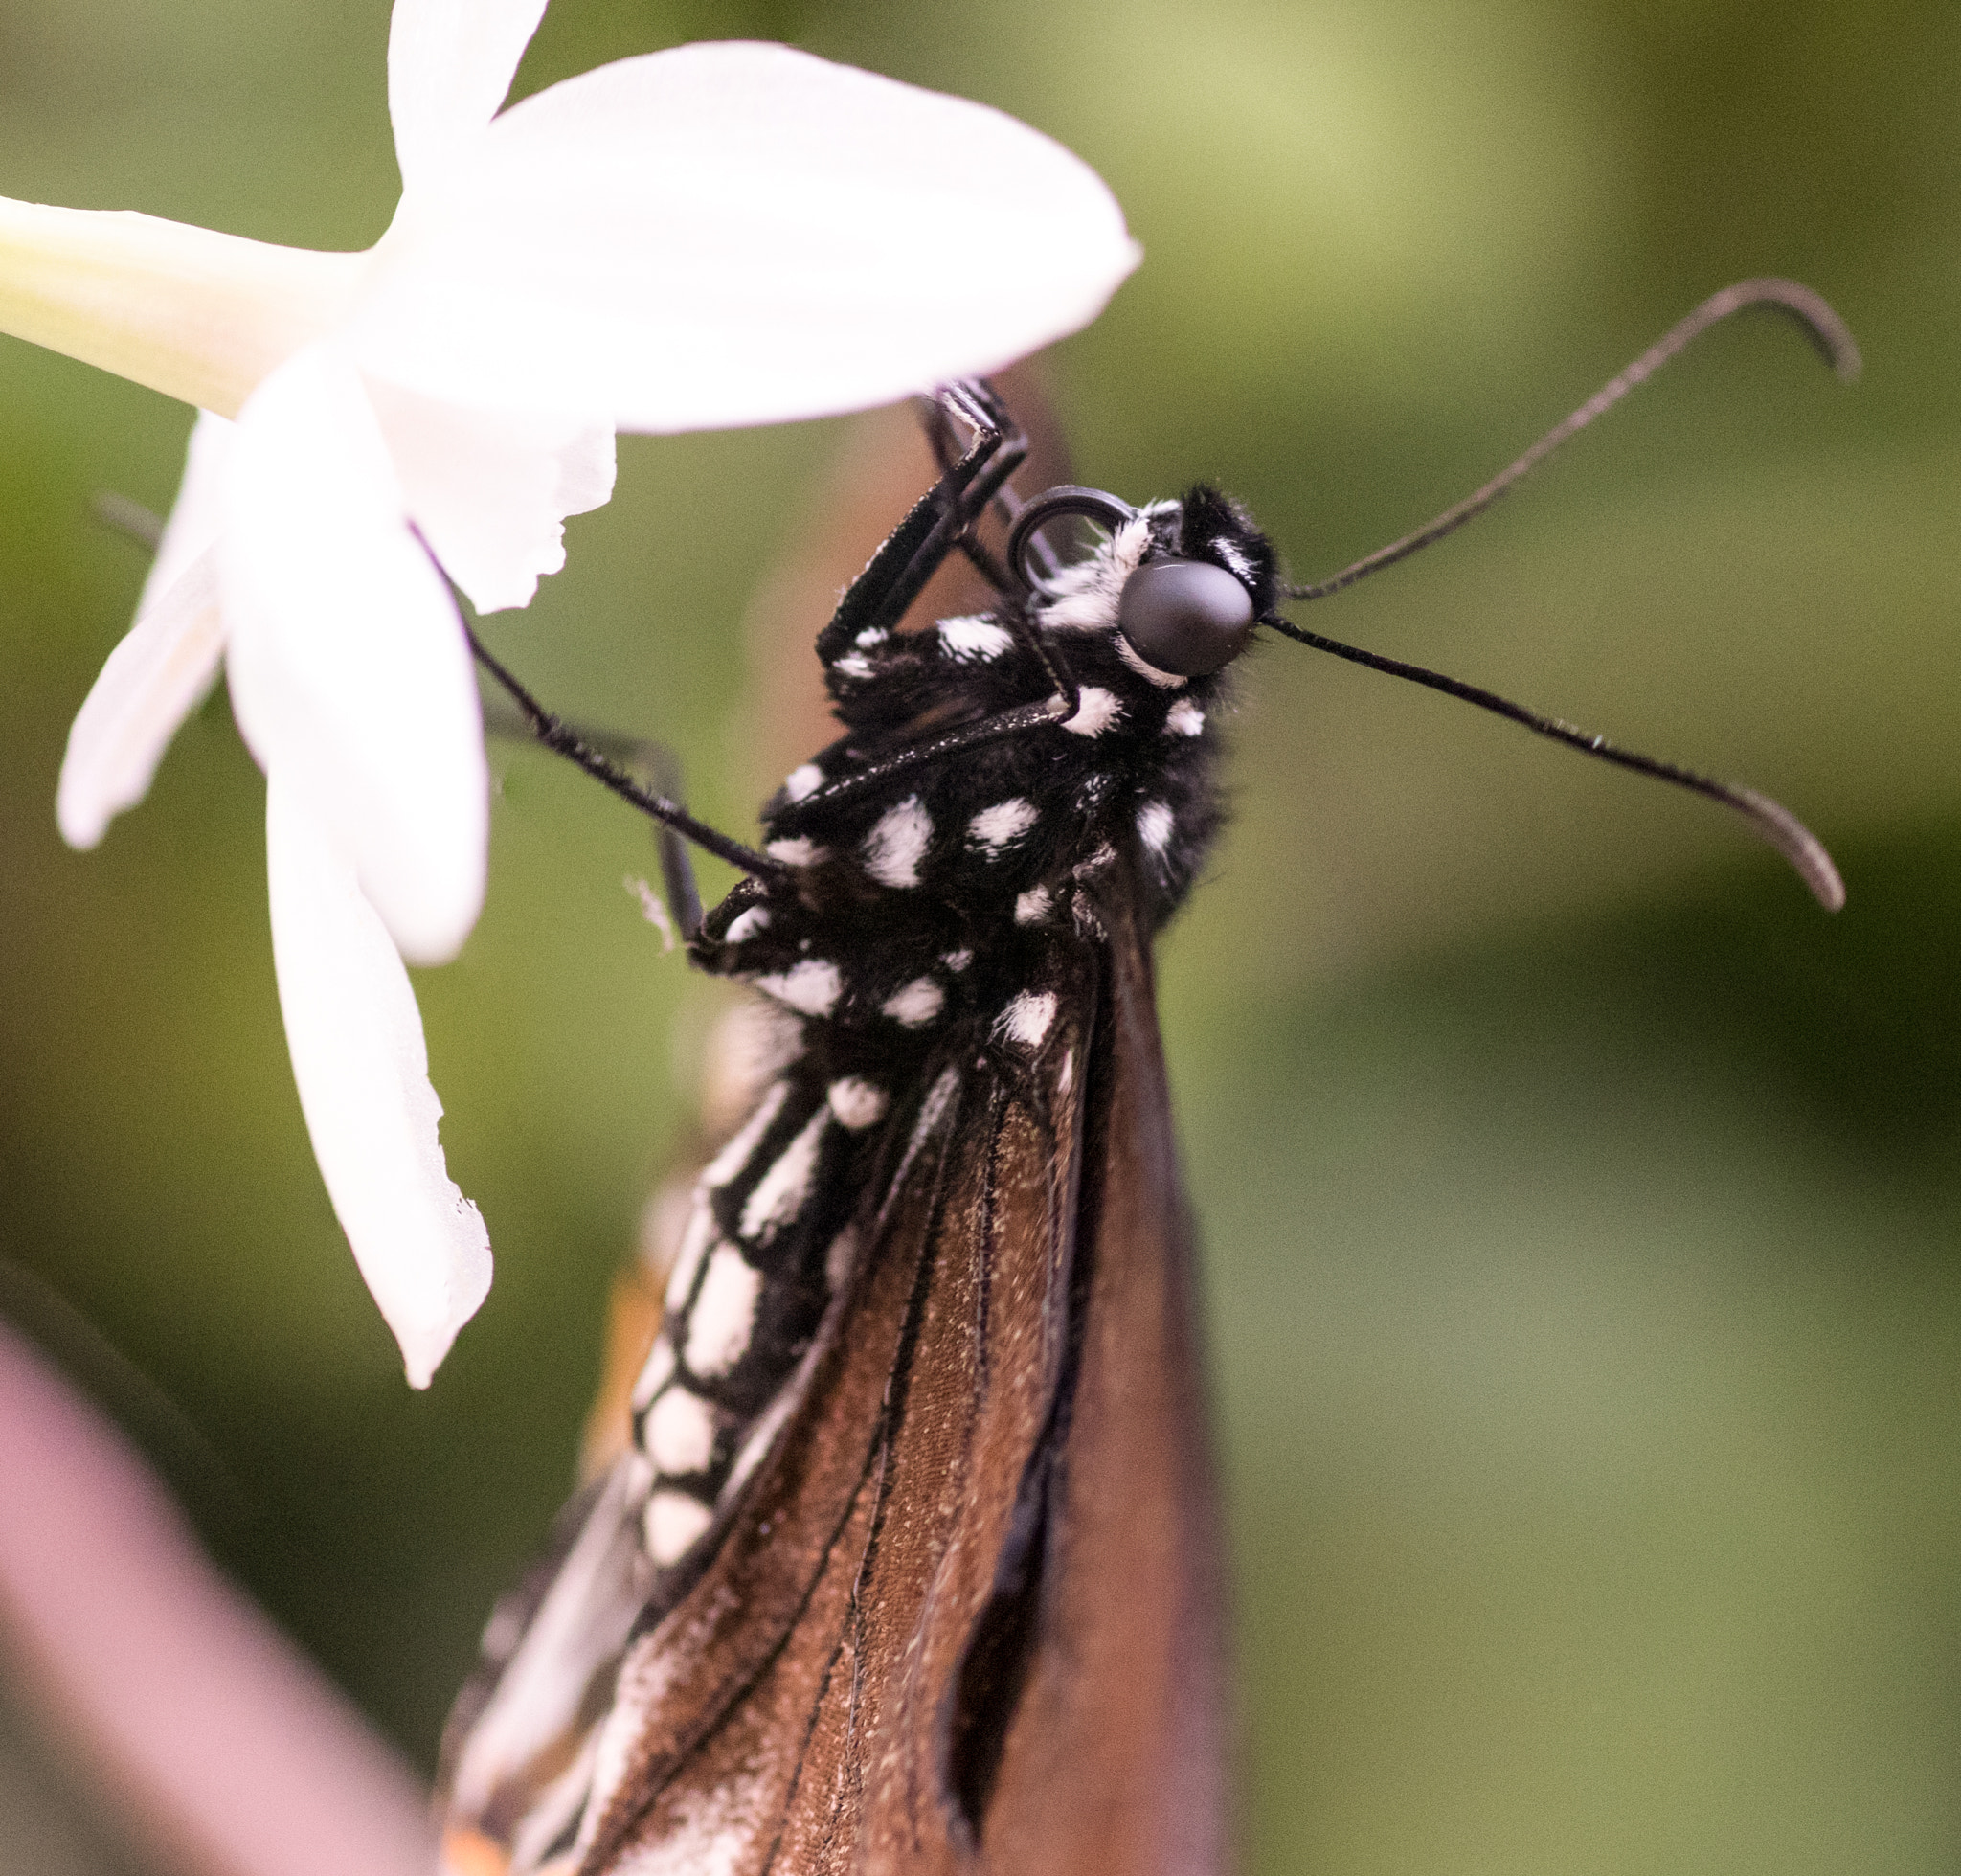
(915, 382, 1032, 595)
(469, 627, 787, 882)
(812, 379, 1028, 668)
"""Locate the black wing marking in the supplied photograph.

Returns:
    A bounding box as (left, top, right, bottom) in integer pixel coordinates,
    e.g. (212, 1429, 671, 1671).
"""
(573, 880, 1225, 1876)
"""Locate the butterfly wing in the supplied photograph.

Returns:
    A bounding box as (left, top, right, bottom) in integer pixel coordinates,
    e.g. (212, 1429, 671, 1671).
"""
(572, 886, 1225, 1876)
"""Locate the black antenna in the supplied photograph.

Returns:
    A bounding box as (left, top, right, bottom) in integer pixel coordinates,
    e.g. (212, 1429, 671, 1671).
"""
(1266, 616, 1844, 909)
(1271, 278, 1857, 910)
(467, 627, 787, 885)
(1287, 279, 1859, 602)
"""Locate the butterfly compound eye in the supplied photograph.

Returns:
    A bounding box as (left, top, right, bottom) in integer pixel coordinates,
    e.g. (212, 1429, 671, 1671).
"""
(1116, 557, 1255, 676)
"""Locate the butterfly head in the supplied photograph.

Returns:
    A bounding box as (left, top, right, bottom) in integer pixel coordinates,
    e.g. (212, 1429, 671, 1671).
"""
(1015, 482, 1280, 687)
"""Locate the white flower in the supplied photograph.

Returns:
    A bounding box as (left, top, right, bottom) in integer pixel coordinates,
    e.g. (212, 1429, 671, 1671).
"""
(2, 0, 1139, 1386)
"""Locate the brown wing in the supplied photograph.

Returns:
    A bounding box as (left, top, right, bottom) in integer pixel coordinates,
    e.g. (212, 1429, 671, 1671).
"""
(575, 891, 1227, 1876)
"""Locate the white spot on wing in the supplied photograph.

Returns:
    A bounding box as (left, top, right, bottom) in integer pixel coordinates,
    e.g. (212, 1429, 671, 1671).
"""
(704, 1081, 789, 1187)
(446, 1465, 647, 1822)
(643, 1489, 713, 1566)
(685, 1245, 762, 1376)
(753, 958, 842, 1016)
(1015, 886, 1052, 925)
(889, 1064, 962, 1195)
(862, 796, 933, 888)
(1057, 1050, 1074, 1096)
(738, 1107, 829, 1245)
(967, 797, 1038, 856)
(825, 1223, 860, 1291)
(645, 1387, 716, 1475)
(1163, 698, 1205, 736)
(1063, 686, 1123, 735)
(723, 904, 770, 942)
(783, 762, 823, 802)
(1138, 801, 1176, 854)
(630, 1336, 676, 1413)
(854, 625, 888, 648)
(827, 1077, 889, 1129)
(939, 614, 1014, 661)
(662, 1204, 718, 1313)
(882, 976, 945, 1028)
(995, 990, 1058, 1049)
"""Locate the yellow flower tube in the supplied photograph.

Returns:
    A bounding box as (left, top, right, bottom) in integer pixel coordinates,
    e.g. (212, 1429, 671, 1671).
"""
(0, 197, 362, 417)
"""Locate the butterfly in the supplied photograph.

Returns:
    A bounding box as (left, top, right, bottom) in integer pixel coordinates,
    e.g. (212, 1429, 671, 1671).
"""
(437, 280, 1854, 1876)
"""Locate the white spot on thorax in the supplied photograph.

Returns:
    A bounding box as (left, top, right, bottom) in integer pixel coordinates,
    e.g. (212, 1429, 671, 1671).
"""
(938, 614, 1014, 661)
(723, 904, 770, 943)
(861, 796, 933, 888)
(941, 948, 974, 972)
(854, 625, 887, 647)
(765, 836, 825, 866)
(1138, 801, 1176, 854)
(833, 652, 872, 678)
(967, 797, 1038, 856)
(1163, 698, 1205, 736)
(782, 762, 823, 802)
(685, 1245, 762, 1375)
(644, 1386, 716, 1475)
(882, 976, 945, 1028)
(1063, 686, 1123, 735)
(738, 1107, 829, 1245)
(1015, 886, 1052, 925)
(827, 1077, 889, 1129)
(1039, 516, 1154, 631)
(643, 1490, 712, 1566)
(1056, 1050, 1074, 1096)
(704, 1080, 790, 1187)
(753, 958, 842, 1016)
(995, 990, 1058, 1049)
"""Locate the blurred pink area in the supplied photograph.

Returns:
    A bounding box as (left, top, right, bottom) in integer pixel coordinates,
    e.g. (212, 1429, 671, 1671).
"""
(0, 1318, 436, 1876)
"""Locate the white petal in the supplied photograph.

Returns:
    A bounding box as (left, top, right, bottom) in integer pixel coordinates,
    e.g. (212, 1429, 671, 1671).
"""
(366, 378, 616, 613)
(219, 345, 487, 963)
(388, 0, 548, 195)
(56, 548, 223, 848)
(353, 43, 1141, 429)
(143, 409, 236, 606)
(56, 412, 239, 847)
(266, 776, 491, 1389)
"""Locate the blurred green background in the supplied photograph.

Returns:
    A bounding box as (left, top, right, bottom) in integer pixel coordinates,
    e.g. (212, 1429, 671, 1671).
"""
(2, 0, 1957, 1870)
